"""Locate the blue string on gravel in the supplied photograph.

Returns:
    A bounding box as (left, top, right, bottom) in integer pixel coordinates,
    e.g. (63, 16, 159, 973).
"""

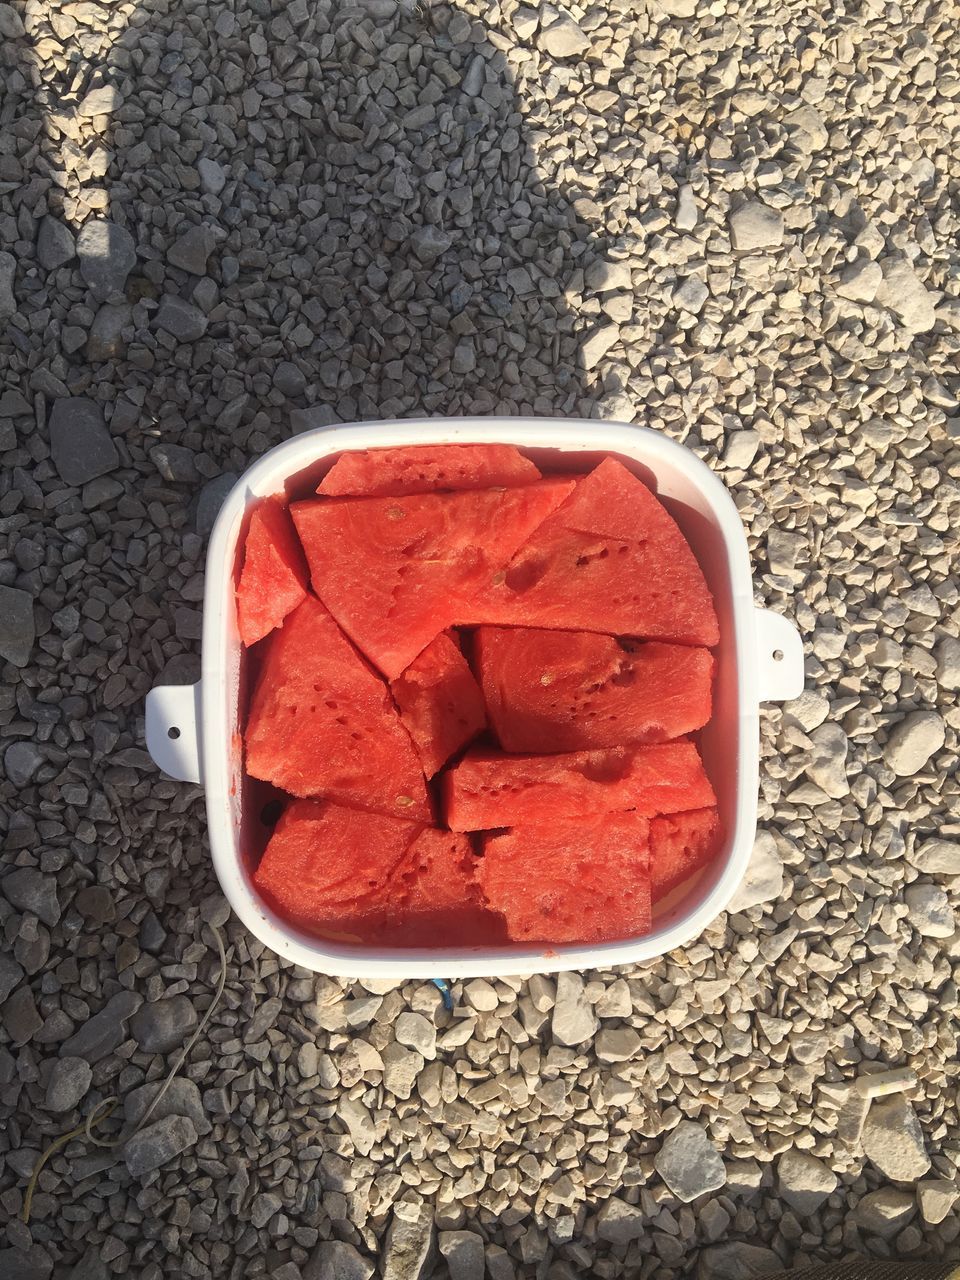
(430, 978, 454, 1011)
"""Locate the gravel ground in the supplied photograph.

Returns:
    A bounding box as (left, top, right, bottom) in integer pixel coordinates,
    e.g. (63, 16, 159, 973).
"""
(2, 0, 960, 1276)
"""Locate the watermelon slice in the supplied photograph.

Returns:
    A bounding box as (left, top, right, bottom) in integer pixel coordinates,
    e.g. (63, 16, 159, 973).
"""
(253, 798, 422, 939)
(478, 812, 651, 943)
(292, 478, 574, 679)
(318, 443, 541, 497)
(443, 741, 715, 831)
(383, 828, 506, 946)
(245, 594, 431, 821)
(476, 627, 714, 752)
(390, 632, 487, 778)
(650, 807, 722, 902)
(236, 497, 309, 647)
(469, 457, 719, 646)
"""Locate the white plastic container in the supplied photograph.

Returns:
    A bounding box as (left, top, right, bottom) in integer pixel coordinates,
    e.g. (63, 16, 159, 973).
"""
(146, 419, 803, 977)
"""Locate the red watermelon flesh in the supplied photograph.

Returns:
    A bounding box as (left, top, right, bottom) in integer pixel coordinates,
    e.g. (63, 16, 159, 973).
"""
(650, 807, 722, 902)
(292, 478, 574, 679)
(384, 829, 506, 946)
(318, 443, 541, 497)
(236, 497, 309, 647)
(468, 457, 719, 646)
(245, 594, 431, 822)
(444, 741, 716, 831)
(478, 812, 651, 943)
(252, 798, 422, 939)
(476, 627, 714, 753)
(390, 632, 487, 778)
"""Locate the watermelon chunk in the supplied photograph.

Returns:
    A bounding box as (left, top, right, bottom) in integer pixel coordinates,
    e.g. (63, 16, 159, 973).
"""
(478, 812, 651, 943)
(384, 828, 506, 946)
(476, 627, 714, 752)
(650, 807, 722, 902)
(253, 798, 421, 939)
(318, 443, 541, 497)
(292, 478, 574, 679)
(236, 497, 309, 647)
(390, 632, 487, 778)
(245, 594, 431, 821)
(443, 741, 715, 831)
(469, 457, 719, 646)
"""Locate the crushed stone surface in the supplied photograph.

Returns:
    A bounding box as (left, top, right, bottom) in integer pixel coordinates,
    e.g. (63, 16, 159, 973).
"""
(1, 0, 958, 1275)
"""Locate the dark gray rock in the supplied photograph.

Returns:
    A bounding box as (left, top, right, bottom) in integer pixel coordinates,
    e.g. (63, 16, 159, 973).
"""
(167, 224, 218, 274)
(0, 954, 25, 1003)
(66, 1249, 110, 1280)
(195, 472, 238, 536)
(0, 251, 15, 320)
(291, 404, 342, 433)
(4, 741, 43, 787)
(150, 443, 199, 483)
(60, 989, 142, 1063)
(37, 215, 76, 269)
(87, 302, 131, 361)
(45, 1056, 92, 1112)
(0, 1247, 52, 1280)
(74, 885, 116, 924)
(48, 397, 119, 486)
(124, 1076, 209, 1134)
(409, 226, 452, 263)
(123, 1113, 199, 1177)
(76, 219, 137, 299)
(275, 361, 306, 396)
(304, 1241, 375, 1280)
(0, 585, 34, 667)
(380, 1207, 435, 1280)
(2, 984, 43, 1045)
(2, 866, 61, 925)
(130, 994, 198, 1053)
(155, 294, 208, 340)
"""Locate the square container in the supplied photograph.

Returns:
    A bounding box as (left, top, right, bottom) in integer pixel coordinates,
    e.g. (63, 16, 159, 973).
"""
(146, 419, 803, 977)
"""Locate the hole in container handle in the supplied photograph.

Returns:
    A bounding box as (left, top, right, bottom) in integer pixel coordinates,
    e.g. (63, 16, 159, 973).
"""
(754, 609, 804, 703)
(145, 683, 203, 784)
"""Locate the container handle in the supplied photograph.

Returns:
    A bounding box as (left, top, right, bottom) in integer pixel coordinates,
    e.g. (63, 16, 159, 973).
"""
(145, 682, 203, 784)
(753, 608, 804, 703)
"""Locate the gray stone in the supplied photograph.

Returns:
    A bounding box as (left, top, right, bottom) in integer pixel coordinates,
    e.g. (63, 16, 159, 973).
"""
(585, 259, 632, 292)
(0, 251, 15, 321)
(596, 1196, 645, 1244)
(917, 1179, 957, 1225)
(275, 361, 306, 396)
(167, 224, 218, 274)
(123, 1113, 199, 1177)
(150, 444, 199, 484)
(673, 276, 709, 313)
(935, 636, 960, 690)
(438, 1230, 484, 1280)
(76, 220, 137, 300)
(0, 954, 25, 1003)
(49, 397, 119, 486)
(45, 1056, 92, 1112)
(196, 473, 239, 536)
(155, 295, 209, 341)
(124, 1077, 208, 1134)
(908, 839, 960, 875)
(78, 84, 120, 116)
(804, 723, 849, 798)
(654, 1121, 727, 1202)
(595, 1028, 642, 1063)
(862, 1095, 931, 1181)
(86, 303, 131, 361)
(540, 14, 590, 58)
(775, 1149, 837, 1215)
(2, 866, 60, 925)
(291, 405, 342, 433)
(551, 972, 598, 1046)
(883, 710, 944, 775)
(2, 985, 43, 1045)
(729, 202, 784, 251)
(37, 215, 76, 270)
(66, 1249, 110, 1280)
(579, 323, 620, 371)
(0, 1, 26, 36)
(60, 989, 142, 1063)
(728, 831, 783, 912)
(380, 1207, 434, 1280)
(198, 157, 227, 194)
(4, 741, 44, 787)
(304, 1241, 374, 1280)
(395, 1011, 436, 1059)
(0, 586, 35, 667)
(0, 1247, 52, 1280)
(854, 1187, 916, 1238)
(784, 104, 829, 151)
(723, 429, 761, 469)
(698, 1244, 782, 1280)
(675, 184, 698, 230)
(130, 994, 199, 1052)
(409, 227, 452, 264)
